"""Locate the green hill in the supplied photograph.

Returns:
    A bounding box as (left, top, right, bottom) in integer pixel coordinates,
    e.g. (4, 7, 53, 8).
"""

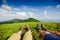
(0, 22, 60, 40)
(23, 18, 40, 22)
(0, 18, 40, 24)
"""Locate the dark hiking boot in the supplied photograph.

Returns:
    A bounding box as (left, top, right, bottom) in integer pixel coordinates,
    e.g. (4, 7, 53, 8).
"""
(26, 25, 30, 31)
(19, 26, 23, 30)
(36, 24, 41, 32)
(41, 24, 47, 31)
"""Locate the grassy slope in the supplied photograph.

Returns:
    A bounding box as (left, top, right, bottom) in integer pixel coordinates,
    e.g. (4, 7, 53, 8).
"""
(0, 22, 60, 40)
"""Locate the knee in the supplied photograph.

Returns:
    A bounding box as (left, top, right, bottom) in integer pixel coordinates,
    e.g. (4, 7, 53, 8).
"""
(45, 32, 50, 34)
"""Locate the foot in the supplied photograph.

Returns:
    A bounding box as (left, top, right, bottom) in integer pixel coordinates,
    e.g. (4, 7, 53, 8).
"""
(36, 24, 41, 32)
(41, 24, 47, 31)
(19, 26, 23, 30)
(26, 25, 30, 31)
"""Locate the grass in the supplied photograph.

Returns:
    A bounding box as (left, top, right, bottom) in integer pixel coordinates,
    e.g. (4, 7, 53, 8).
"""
(0, 22, 60, 40)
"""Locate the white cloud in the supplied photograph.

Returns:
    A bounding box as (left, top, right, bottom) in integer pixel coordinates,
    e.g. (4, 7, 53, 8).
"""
(43, 11, 47, 15)
(22, 6, 28, 10)
(0, 4, 60, 22)
(47, 15, 60, 20)
(1, 4, 12, 11)
(0, 4, 30, 21)
(56, 5, 60, 8)
(45, 16, 49, 19)
(43, 10, 49, 19)
(13, 8, 19, 10)
(44, 6, 52, 9)
(28, 12, 34, 17)
(16, 12, 27, 17)
(42, 10, 60, 20)
(0, 8, 8, 14)
(0, 4, 14, 20)
(15, 12, 29, 19)
(56, 12, 60, 14)
(0, 4, 25, 21)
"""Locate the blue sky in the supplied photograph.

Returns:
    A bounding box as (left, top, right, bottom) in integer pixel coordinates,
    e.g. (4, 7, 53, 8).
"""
(0, 0, 60, 22)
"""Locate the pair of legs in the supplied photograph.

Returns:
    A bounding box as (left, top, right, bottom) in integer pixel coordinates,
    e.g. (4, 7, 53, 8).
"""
(37, 24, 60, 40)
(8, 25, 32, 40)
(8, 24, 60, 40)
(39, 30, 60, 37)
(38, 30, 60, 40)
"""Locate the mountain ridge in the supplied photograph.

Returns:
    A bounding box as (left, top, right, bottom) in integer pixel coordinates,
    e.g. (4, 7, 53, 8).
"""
(0, 18, 40, 24)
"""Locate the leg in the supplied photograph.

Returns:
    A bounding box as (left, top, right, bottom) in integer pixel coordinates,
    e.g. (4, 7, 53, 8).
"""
(36, 24, 60, 40)
(47, 30, 60, 38)
(36, 24, 50, 36)
(39, 30, 60, 40)
(8, 26, 23, 40)
(39, 30, 50, 40)
(40, 24, 60, 38)
(23, 25, 33, 40)
(39, 30, 50, 36)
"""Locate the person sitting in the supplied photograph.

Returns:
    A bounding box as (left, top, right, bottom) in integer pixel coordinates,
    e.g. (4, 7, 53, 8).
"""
(8, 25, 32, 40)
(36, 24, 60, 40)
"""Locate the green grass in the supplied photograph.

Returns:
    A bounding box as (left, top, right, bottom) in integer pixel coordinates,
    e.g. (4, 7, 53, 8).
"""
(0, 22, 60, 40)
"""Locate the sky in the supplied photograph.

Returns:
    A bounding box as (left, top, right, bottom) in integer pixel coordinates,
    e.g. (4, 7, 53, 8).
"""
(0, 0, 60, 22)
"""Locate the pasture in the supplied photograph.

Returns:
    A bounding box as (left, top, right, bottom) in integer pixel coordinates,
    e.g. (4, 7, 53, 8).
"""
(0, 22, 60, 40)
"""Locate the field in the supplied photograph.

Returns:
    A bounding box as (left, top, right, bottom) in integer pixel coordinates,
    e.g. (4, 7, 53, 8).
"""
(0, 22, 60, 40)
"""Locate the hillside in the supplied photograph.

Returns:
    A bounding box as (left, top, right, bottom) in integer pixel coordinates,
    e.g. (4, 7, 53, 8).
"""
(23, 18, 40, 22)
(0, 22, 60, 40)
(0, 18, 40, 24)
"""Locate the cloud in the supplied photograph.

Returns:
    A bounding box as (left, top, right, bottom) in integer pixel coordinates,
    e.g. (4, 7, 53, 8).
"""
(22, 6, 28, 10)
(56, 12, 60, 14)
(0, 4, 28, 21)
(16, 12, 27, 16)
(15, 12, 28, 19)
(56, 5, 60, 8)
(1, 4, 12, 11)
(0, 4, 14, 20)
(13, 8, 20, 10)
(28, 12, 34, 17)
(43, 10, 49, 19)
(43, 11, 47, 16)
(47, 15, 60, 20)
(0, 4, 60, 22)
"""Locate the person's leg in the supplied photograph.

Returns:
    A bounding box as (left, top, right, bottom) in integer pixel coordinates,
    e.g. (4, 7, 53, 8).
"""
(47, 30, 60, 38)
(36, 24, 50, 36)
(36, 24, 50, 40)
(39, 30, 50, 40)
(38, 30, 60, 40)
(36, 24, 60, 40)
(8, 26, 23, 40)
(39, 30, 50, 36)
(40, 24, 60, 38)
(41, 24, 47, 31)
(39, 29, 60, 38)
(23, 25, 33, 40)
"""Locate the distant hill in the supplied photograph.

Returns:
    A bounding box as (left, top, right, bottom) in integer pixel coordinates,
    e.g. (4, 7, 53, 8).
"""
(0, 18, 40, 24)
(23, 18, 40, 22)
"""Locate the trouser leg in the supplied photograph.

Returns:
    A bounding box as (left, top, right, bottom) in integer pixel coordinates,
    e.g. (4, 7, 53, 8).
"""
(8, 30, 22, 40)
(23, 30, 33, 40)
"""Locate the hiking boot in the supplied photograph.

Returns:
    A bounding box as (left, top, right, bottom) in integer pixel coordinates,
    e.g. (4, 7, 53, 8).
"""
(36, 24, 41, 32)
(26, 25, 30, 31)
(19, 26, 23, 30)
(41, 24, 47, 31)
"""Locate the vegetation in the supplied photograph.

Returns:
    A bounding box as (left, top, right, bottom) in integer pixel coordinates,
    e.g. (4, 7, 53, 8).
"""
(0, 18, 60, 40)
(0, 18, 40, 24)
(0, 22, 60, 40)
(23, 18, 40, 22)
